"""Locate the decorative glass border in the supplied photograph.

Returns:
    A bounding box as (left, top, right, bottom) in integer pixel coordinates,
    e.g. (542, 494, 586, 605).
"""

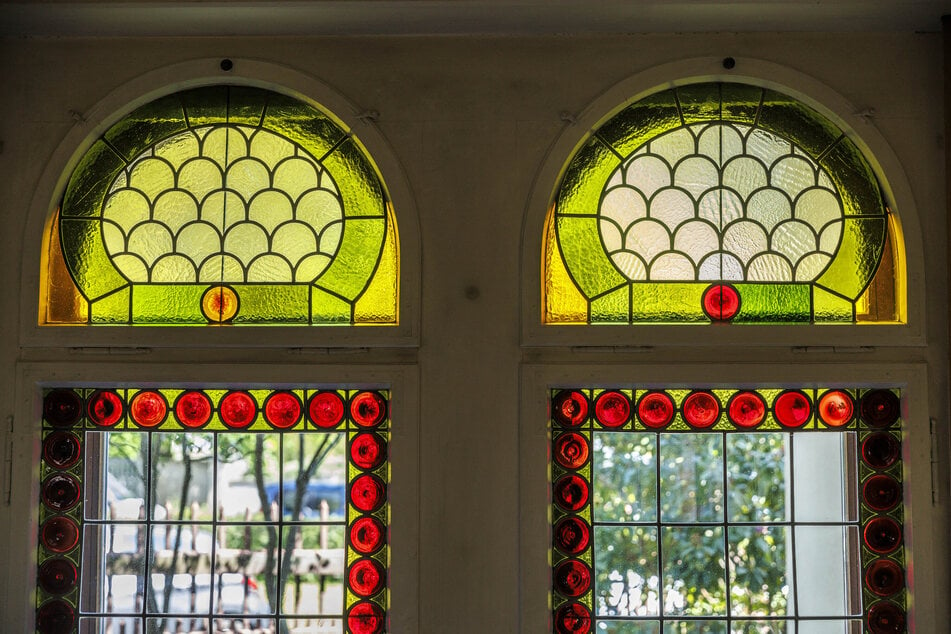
(37, 387, 390, 634)
(549, 387, 906, 633)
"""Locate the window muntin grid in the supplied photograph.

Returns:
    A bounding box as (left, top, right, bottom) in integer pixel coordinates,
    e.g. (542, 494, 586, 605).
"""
(37, 387, 390, 634)
(549, 388, 906, 634)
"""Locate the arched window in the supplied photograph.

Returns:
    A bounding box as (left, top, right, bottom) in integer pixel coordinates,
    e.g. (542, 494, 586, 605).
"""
(543, 82, 903, 325)
(40, 85, 399, 326)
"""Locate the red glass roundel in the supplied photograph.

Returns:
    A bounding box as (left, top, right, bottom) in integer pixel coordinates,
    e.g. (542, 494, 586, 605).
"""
(130, 390, 167, 428)
(552, 390, 589, 427)
(37, 558, 78, 595)
(175, 391, 212, 428)
(41, 517, 79, 553)
(264, 391, 302, 429)
(351, 433, 386, 470)
(349, 558, 385, 597)
(774, 390, 812, 428)
(818, 390, 853, 427)
(220, 391, 257, 429)
(861, 389, 901, 428)
(554, 602, 591, 634)
(553, 474, 589, 512)
(308, 391, 346, 428)
(351, 517, 386, 554)
(595, 391, 630, 428)
(863, 475, 902, 512)
(683, 391, 720, 428)
(864, 517, 903, 554)
(553, 516, 591, 555)
(702, 283, 740, 321)
(41, 473, 81, 512)
(42, 432, 81, 470)
(862, 432, 901, 469)
(554, 432, 589, 470)
(728, 391, 766, 428)
(351, 474, 386, 512)
(638, 391, 675, 429)
(36, 599, 75, 634)
(866, 559, 905, 597)
(351, 391, 387, 427)
(87, 390, 124, 427)
(867, 601, 906, 634)
(348, 601, 385, 634)
(43, 390, 83, 428)
(554, 559, 591, 597)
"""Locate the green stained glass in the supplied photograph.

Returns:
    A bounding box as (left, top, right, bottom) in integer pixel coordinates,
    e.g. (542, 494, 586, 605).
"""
(545, 82, 903, 325)
(43, 86, 398, 325)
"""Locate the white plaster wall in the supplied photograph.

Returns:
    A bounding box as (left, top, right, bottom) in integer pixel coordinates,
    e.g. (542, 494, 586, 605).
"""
(0, 32, 947, 633)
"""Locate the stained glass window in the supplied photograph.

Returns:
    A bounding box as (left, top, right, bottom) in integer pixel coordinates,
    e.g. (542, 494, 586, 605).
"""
(37, 387, 390, 634)
(550, 387, 906, 633)
(40, 85, 399, 325)
(544, 83, 904, 324)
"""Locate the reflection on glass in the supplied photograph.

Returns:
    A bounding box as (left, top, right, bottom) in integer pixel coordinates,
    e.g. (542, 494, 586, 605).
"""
(217, 433, 280, 522)
(80, 524, 147, 613)
(595, 525, 659, 617)
(661, 434, 723, 522)
(150, 433, 215, 521)
(148, 525, 214, 615)
(281, 526, 346, 615)
(281, 433, 347, 521)
(594, 432, 657, 522)
(86, 431, 148, 521)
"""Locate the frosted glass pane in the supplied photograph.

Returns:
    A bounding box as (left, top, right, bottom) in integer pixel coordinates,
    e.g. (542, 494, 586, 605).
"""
(793, 433, 854, 522)
(793, 526, 859, 617)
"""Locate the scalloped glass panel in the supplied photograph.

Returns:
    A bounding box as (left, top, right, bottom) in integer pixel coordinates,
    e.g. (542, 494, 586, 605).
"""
(40, 86, 398, 325)
(544, 82, 904, 325)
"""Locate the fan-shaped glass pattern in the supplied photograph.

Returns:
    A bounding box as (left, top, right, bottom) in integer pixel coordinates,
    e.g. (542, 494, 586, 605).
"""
(544, 83, 903, 324)
(41, 85, 399, 325)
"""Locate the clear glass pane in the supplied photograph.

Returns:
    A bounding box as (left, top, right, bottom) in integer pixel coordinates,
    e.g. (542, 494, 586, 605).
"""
(662, 526, 726, 616)
(594, 620, 660, 633)
(214, 618, 278, 633)
(728, 526, 790, 616)
(280, 526, 346, 616)
(793, 526, 860, 616)
(280, 619, 341, 634)
(594, 525, 659, 617)
(215, 525, 278, 616)
(146, 617, 210, 633)
(793, 433, 855, 522)
(729, 621, 791, 633)
(281, 433, 347, 521)
(86, 431, 149, 521)
(81, 524, 147, 613)
(80, 617, 144, 633)
(727, 433, 788, 522)
(594, 432, 657, 522)
(665, 621, 728, 633)
(150, 433, 215, 521)
(216, 433, 281, 522)
(661, 434, 724, 522)
(148, 524, 214, 615)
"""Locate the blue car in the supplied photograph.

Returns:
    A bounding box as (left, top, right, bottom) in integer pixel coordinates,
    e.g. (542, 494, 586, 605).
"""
(264, 481, 346, 519)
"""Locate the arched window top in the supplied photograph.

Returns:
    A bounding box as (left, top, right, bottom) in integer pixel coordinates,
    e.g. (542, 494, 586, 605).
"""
(41, 85, 399, 326)
(544, 82, 904, 325)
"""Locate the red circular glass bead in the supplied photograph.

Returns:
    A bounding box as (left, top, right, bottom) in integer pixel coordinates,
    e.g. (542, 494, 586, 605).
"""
(37, 558, 78, 595)
(553, 474, 589, 512)
(683, 391, 720, 428)
(264, 391, 302, 429)
(43, 432, 81, 470)
(351, 433, 386, 470)
(728, 391, 766, 428)
(308, 391, 346, 428)
(595, 391, 630, 428)
(867, 601, 906, 634)
(41, 517, 79, 553)
(87, 390, 124, 427)
(347, 601, 385, 634)
(553, 517, 591, 555)
(553, 433, 589, 470)
(864, 475, 902, 512)
(818, 390, 854, 427)
(554, 559, 591, 597)
(130, 390, 167, 428)
(862, 432, 901, 469)
(351, 391, 387, 427)
(552, 390, 589, 428)
(220, 391, 257, 429)
(702, 283, 740, 321)
(36, 599, 75, 634)
(864, 517, 903, 554)
(637, 391, 675, 429)
(554, 602, 591, 634)
(42, 474, 81, 512)
(861, 389, 901, 428)
(351, 474, 386, 512)
(774, 390, 812, 428)
(351, 517, 385, 554)
(349, 558, 385, 597)
(175, 391, 212, 428)
(44, 390, 83, 428)
(866, 559, 905, 597)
